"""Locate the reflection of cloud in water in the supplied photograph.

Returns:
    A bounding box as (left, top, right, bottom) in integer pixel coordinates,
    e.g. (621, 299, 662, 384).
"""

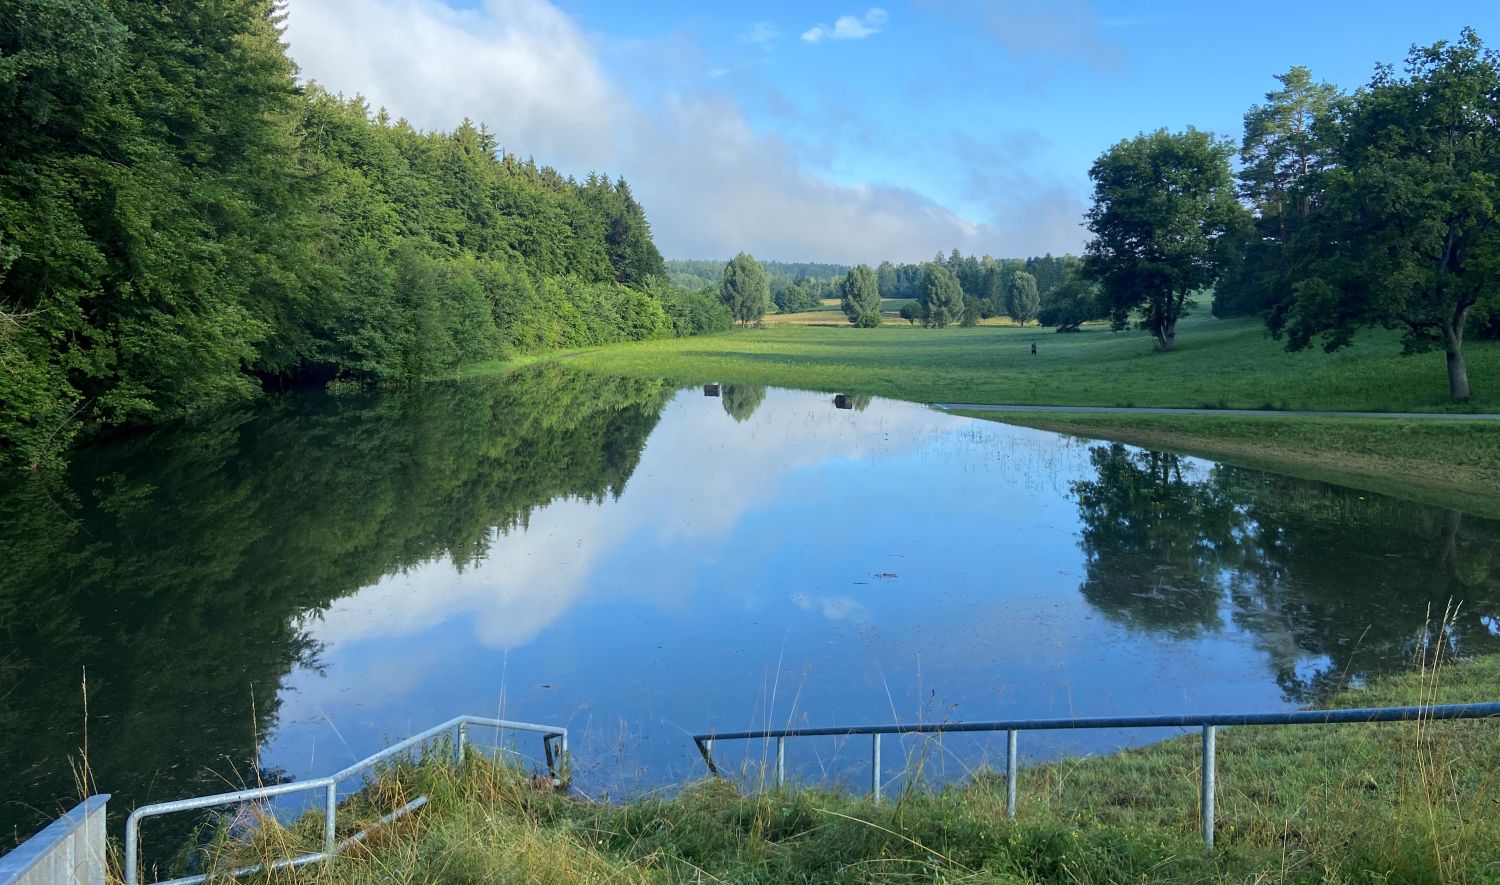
(306, 389, 966, 652)
(790, 592, 865, 621)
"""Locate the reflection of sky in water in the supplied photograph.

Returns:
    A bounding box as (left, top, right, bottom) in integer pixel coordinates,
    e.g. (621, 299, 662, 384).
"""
(267, 388, 1293, 793)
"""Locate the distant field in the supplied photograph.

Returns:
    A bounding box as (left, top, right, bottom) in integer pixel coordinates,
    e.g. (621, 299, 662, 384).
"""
(765, 299, 1022, 327)
(547, 315, 1496, 413)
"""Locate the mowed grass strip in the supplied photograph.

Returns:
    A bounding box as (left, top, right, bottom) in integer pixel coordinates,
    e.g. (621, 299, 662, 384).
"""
(225, 656, 1500, 884)
(971, 412, 1500, 519)
(545, 315, 1498, 413)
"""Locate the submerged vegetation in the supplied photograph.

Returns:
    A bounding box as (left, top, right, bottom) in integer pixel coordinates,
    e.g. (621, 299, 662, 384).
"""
(164, 654, 1500, 884)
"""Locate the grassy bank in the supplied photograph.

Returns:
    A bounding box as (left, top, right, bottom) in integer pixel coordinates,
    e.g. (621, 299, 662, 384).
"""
(492, 316, 1498, 413)
(174, 654, 1500, 883)
(968, 412, 1500, 520)
(458, 316, 1500, 514)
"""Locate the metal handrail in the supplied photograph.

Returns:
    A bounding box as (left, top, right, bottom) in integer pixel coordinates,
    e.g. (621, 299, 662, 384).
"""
(692, 701, 1500, 851)
(124, 715, 566, 885)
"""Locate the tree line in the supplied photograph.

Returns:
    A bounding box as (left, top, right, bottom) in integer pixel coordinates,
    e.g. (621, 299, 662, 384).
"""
(1082, 29, 1498, 400)
(0, 0, 702, 469)
(697, 249, 1083, 329)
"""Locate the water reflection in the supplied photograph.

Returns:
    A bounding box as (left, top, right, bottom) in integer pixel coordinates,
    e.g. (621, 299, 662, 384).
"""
(721, 384, 766, 422)
(0, 366, 671, 844)
(3, 367, 1500, 850)
(1074, 444, 1500, 699)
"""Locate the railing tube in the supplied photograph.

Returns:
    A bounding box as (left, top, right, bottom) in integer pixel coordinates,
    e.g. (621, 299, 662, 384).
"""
(1201, 725, 1216, 852)
(125, 820, 140, 885)
(1006, 729, 1018, 819)
(776, 737, 785, 788)
(324, 782, 338, 858)
(871, 734, 882, 802)
(457, 721, 468, 765)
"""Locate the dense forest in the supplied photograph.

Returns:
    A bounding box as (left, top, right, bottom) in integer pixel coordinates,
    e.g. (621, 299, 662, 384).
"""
(0, 0, 691, 469)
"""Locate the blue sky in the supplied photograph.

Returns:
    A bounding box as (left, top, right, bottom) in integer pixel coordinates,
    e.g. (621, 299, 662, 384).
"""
(286, 0, 1499, 262)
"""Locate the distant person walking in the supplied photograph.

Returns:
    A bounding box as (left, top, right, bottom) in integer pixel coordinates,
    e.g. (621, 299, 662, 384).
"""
(1030, 342, 1037, 356)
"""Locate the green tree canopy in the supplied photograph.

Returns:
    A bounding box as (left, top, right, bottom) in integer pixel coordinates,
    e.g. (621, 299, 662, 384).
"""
(1276, 29, 1500, 401)
(1007, 272, 1041, 325)
(720, 252, 770, 326)
(1215, 67, 1345, 319)
(0, 1, 680, 470)
(1038, 274, 1107, 332)
(839, 264, 882, 327)
(1084, 128, 1251, 350)
(918, 264, 964, 328)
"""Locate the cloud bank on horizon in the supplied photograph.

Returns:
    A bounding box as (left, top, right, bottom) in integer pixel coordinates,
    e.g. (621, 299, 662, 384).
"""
(284, 0, 1095, 263)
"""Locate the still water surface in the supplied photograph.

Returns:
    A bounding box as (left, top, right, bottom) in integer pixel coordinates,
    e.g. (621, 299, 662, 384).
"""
(4, 365, 1500, 846)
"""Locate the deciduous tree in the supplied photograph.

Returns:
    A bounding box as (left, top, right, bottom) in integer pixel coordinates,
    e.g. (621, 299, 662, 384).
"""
(918, 265, 963, 328)
(720, 252, 770, 326)
(1007, 272, 1040, 325)
(1038, 274, 1106, 332)
(1277, 29, 1500, 401)
(1084, 128, 1250, 351)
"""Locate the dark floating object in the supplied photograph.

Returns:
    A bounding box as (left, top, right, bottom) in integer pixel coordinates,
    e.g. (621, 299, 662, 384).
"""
(703, 383, 721, 397)
(834, 394, 854, 410)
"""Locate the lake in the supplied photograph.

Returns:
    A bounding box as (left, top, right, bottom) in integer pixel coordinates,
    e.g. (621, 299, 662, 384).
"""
(4, 364, 1499, 850)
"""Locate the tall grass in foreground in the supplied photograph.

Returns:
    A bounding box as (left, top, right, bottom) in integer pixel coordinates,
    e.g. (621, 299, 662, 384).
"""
(126, 634, 1500, 883)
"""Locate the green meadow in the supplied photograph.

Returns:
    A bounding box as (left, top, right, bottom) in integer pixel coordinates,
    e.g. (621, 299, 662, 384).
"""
(501, 315, 1498, 413)
(466, 315, 1500, 512)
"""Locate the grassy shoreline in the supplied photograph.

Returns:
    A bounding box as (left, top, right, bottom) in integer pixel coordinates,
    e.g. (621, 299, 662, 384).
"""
(457, 317, 1500, 515)
(966, 411, 1500, 519)
(179, 655, 1500, 883)
(480, 316, 1497, 413)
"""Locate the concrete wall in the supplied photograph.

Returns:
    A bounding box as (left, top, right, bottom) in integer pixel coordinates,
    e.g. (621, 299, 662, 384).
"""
(0, 796, 109, 885)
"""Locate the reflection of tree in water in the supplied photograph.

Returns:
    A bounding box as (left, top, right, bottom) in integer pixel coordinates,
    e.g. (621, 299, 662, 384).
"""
(1071, 444, 1500, 702)
(1072, 445, 1244, 637)
(721, 385, 767, 423)
(0, 365, 670, 849)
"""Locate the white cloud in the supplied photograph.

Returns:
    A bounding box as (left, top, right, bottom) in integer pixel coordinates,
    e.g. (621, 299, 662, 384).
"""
(802, 8, 889, 43)
(740, 21, 780, 46)
(284, 0, 619, 163)
(282, 0, 1085, 262)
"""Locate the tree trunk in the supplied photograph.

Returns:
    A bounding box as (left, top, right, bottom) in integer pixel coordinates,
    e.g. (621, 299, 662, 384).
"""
(1444, 313, 1471, 401)
(1156, 316, 1177, 351)
(1446, 345, 1470, 400)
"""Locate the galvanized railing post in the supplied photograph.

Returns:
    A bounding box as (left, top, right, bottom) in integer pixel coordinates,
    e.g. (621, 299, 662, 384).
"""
(1201, 725, 1216, 852)
(324, 782, 338, 859)
(1006, 729, 1018, 819)
(457, 721, 468, 765)
(124, 821, 139, 885)
(871, 734, 882, 802)
(703, 738, 714, 775)
(775, 737, 785, 788)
